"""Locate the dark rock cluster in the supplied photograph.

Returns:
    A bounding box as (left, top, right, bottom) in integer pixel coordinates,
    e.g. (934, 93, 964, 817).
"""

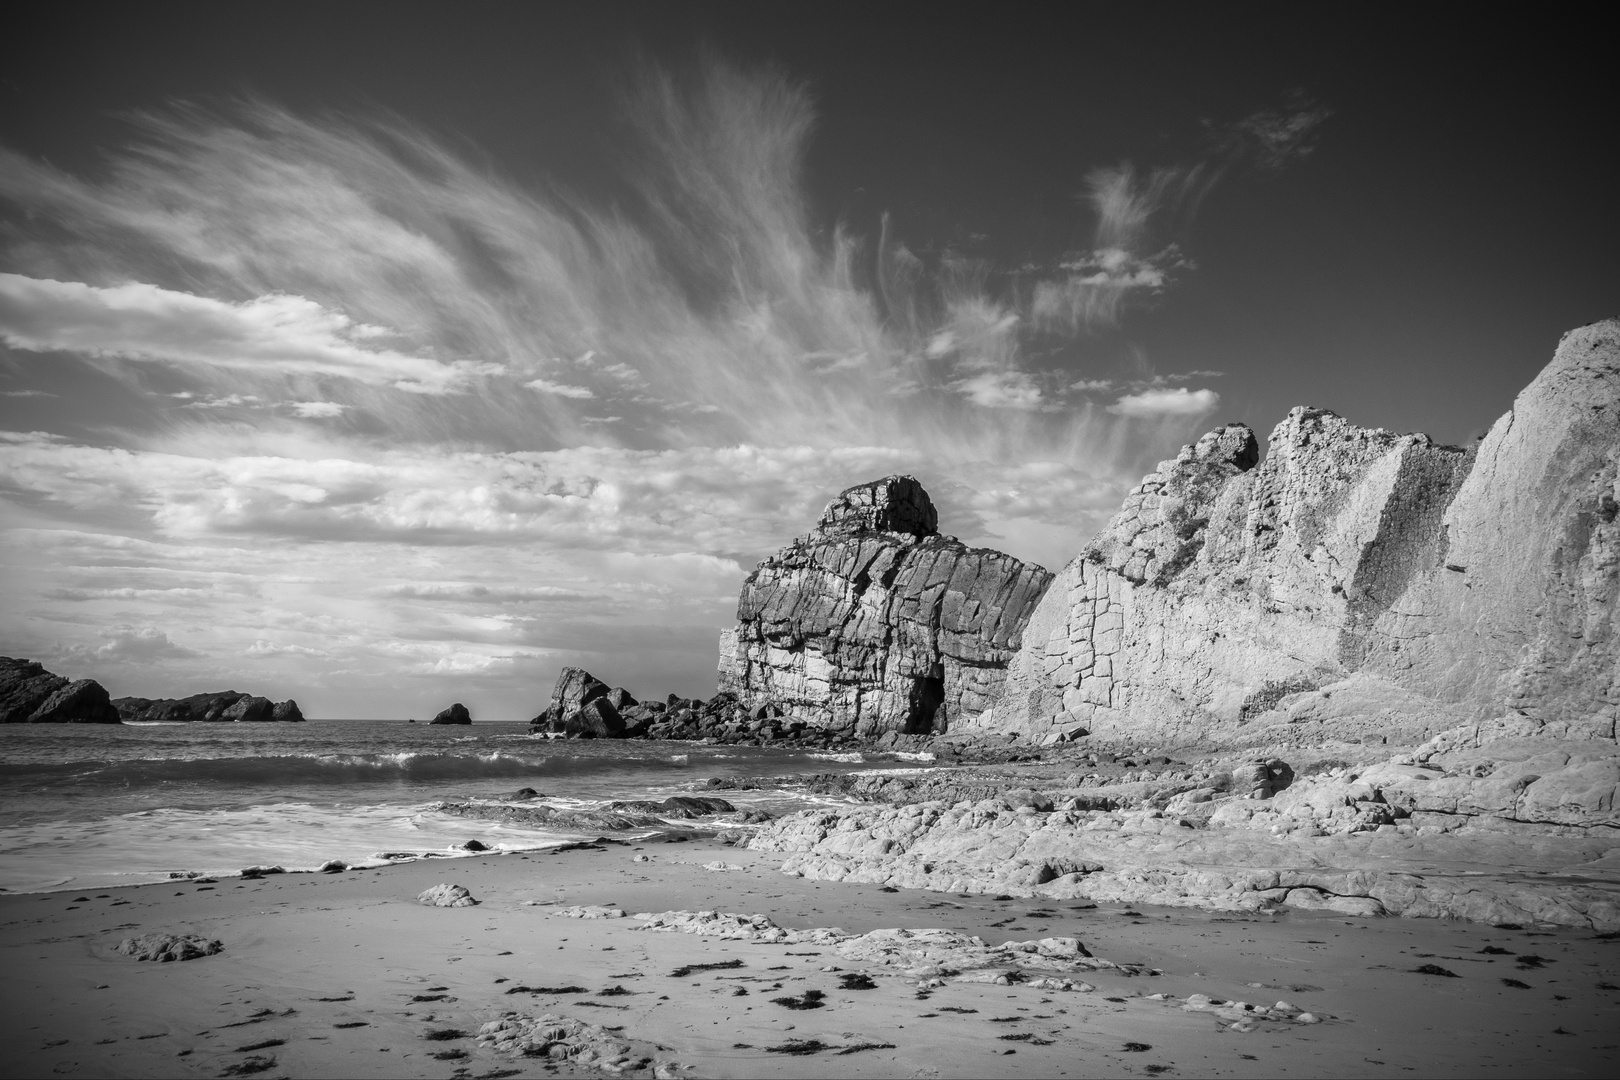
(528, 665, 870, 747)
(111, 690, 304, 723)
(0, 657, 121, 723)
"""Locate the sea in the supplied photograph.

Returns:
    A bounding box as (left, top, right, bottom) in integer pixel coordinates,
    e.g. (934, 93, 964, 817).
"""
(0, 719, 931, 894)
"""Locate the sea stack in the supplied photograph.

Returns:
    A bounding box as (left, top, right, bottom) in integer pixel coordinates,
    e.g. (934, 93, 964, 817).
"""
(430, 702, 473, 725)
(718, 475, 1054, 737)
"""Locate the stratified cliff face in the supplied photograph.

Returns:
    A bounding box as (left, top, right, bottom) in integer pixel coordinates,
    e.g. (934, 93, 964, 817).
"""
(985, 319, 1620, 740)
(719, 476, 1053, 736)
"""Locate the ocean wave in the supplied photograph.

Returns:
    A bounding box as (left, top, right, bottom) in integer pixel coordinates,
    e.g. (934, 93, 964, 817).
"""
(0, 749, 692, 787)
(809, 752, 866, 763)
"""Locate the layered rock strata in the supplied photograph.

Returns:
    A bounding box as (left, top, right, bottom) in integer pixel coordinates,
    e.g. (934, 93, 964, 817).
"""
(983, 319, 1620, 742)
(0, 657, 122, 723)
(719, 476, 1053, 735)
(112, 690, 305, 723)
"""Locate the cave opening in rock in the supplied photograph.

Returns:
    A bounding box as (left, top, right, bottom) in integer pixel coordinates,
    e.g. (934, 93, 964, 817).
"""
(904, 664, 946, 734)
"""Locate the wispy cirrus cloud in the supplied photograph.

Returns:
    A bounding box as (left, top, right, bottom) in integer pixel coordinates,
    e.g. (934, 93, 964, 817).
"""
(0, 274, 495, 394)
(0, 64, 1323, 714)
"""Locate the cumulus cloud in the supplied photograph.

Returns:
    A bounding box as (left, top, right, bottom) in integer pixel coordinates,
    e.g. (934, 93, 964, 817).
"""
(0, 430, 925, 550)
(950, 371, 1046, 411)
(70, 625, 201, 663)
(524, 378, 595, 399)
(1107, 386, 1220, 418)
(291, 401, 347, 418)
(245, 639, 329, 658)
(0, 275, 495, 394)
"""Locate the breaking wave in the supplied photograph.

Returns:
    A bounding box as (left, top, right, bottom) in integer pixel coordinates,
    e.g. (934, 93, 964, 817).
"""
(0, 749, 697, 788)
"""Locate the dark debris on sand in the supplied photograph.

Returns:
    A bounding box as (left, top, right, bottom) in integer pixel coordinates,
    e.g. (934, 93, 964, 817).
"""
(770, 990, 827, 1010)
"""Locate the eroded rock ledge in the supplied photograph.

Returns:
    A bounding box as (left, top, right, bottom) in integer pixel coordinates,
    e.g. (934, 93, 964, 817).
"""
(718, 475, 1053, 736)
(736, 710, 1618, 930)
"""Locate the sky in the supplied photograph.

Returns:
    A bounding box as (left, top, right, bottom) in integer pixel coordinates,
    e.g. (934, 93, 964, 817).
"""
(1, 5, 1614, 719)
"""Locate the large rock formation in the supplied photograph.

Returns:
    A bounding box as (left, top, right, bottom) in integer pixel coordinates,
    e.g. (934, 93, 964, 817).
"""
(529, 666, 635, 738)
(113, 690, 304, 722)
(718, 476, 1054, 736)
(430, 702, 472, 725)
(0, 657, 121, 723)
(982, 320, 1620, 743)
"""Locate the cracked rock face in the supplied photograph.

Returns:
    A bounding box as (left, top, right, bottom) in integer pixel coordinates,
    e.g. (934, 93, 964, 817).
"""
(718, 476, 1054, 736)
(984, 320, 1620, 744)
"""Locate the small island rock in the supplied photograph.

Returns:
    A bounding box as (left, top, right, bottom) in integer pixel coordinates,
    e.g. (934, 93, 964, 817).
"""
(431, 702, 472, 725)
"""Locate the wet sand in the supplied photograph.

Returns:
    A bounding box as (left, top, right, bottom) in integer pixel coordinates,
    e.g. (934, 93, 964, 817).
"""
(2, 839, 1616, 1078)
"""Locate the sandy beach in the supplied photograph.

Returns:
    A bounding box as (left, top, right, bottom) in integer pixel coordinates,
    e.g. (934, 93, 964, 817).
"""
(3, 838, 1616, 1079)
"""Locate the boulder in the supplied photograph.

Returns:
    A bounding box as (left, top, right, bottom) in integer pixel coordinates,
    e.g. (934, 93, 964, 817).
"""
(719, 476, 1054, 736)
(0, 658, 121, 724)
(606, 796, 736, 818)
(563, 697, 623, 738)
(1234, 759, 1295, 800)
(417, 882, 478, 907)
(271, 699, 305, 722)
(431, 702, 472, 725)
(115, 932, 223, 962)
(28, 677, 122, 724)
(552, 667, 610, 716)
(987, 320, 1620, 744)
(222, 695, 274, 722)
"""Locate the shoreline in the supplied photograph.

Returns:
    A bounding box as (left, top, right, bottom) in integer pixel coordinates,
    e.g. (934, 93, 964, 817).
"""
(3, 838, 1617, 1079)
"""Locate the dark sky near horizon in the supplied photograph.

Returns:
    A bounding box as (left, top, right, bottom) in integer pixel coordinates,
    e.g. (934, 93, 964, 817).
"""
(1, 4, 1614, 716)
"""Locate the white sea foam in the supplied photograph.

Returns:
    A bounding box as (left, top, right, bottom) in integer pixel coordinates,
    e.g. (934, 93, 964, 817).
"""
(0, 800, 601, 893)
(850, 766, 938, 777)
